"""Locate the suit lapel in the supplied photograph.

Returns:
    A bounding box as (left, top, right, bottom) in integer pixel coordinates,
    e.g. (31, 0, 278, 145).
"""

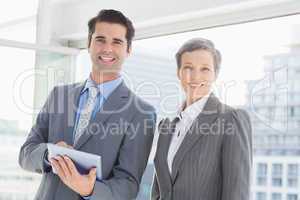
(171, 94, 221, 183)
(64, 82, 85, 146)
(156, 118, 173, 162)
(154, 118, 173, 188)
(73, 81, 129, 149)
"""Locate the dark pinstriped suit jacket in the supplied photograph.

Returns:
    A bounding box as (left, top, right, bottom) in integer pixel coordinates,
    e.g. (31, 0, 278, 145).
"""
(151, 94, 252, 200)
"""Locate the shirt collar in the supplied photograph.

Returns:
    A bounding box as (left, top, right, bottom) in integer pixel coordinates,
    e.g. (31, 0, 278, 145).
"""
(81, 75, 123, 100)
(177, 91, 211, 121)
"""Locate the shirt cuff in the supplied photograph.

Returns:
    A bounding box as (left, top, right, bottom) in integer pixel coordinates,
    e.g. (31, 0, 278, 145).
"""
(43, 149, 52, 172)
(81, 195, 91, 200)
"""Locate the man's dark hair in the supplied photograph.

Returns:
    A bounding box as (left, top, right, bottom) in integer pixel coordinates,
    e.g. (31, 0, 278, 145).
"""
(87, 9, 135, 51)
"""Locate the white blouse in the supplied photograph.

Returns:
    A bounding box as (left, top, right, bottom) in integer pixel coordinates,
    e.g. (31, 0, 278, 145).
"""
(167, 95, 210, 173)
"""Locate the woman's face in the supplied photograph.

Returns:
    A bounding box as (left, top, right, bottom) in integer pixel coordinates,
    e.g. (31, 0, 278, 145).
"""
(177, 49, 216, 103)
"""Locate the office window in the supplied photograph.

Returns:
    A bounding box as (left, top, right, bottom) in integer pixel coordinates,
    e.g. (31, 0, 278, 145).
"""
(272, 164, 283, 187)
(272, 193, 282, 200)
(288, 164, 299, 177)
(288, 164, 299, 176)
(272, 176, 283, 187)
(0, 47, 39, 199)
(257, 163, 268, 186)
(295, 107, 300, 117)
(287, 164, 298, 188)
(287, 194, 298, 200)
(288, 56, 300, 67)
(0, 1, 43, 199)
(0, 1, 37, 43)
(290, 107, 295, 118)
(287, 178, 298, 188)
(256, 192, 267, 200)
(272, 164, 283, 176)
(274, 67, 287, 86)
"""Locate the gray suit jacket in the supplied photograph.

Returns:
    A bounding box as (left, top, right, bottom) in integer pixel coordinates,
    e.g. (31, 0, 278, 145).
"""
(151, 94, 252, 200)
(19, 81, 156, 200)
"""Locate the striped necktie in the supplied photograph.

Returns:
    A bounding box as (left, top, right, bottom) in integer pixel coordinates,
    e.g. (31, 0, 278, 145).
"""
(73, 86, 98, 144)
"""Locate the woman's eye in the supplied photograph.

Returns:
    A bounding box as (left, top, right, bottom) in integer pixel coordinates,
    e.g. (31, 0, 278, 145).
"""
(184, 66, 192, 70)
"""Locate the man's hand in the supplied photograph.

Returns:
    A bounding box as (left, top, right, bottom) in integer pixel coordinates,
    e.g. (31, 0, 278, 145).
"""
(50, 155, 97, 196)
(47, 141, 73, 161)
(56, 141, 73, 148)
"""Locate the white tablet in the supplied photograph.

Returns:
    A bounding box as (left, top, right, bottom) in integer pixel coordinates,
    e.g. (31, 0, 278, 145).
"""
(47, 143, 102, 180)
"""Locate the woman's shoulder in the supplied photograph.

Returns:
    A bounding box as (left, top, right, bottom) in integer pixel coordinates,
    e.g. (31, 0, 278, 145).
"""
(218, 103, 252, 138)
(218, 102, 250, 122)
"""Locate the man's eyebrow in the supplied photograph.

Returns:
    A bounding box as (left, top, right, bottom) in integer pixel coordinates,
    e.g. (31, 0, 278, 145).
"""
(94, 35, 105, 39)
(113, 38, 124, 43)
(93, 36, 124, 43)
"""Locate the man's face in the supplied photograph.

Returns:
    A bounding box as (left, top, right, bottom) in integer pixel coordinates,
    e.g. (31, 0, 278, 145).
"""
(88, 22, 130, 75)
(177, 49, 216, 102)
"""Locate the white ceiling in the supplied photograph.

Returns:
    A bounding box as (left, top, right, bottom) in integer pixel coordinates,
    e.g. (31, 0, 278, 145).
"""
(1, 0, 299, 48)
(36, 0, 300, 47)
(0, 0, 38, 25)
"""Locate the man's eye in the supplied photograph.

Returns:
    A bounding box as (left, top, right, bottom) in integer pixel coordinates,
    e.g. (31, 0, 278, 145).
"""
(96, 39, 105, 43)
(113, 41, 122, 45)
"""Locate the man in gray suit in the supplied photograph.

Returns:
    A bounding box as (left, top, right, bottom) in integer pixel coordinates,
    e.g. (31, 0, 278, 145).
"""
(19, 9, 156, 200)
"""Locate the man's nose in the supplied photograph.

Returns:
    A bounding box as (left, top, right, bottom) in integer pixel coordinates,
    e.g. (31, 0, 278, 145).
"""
(102, 43, 113, 53)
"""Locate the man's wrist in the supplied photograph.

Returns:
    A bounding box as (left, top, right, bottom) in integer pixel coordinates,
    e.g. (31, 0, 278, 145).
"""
(80, 184, 95, 199)
(81, 191, 93, 199)
(81, 194, 91, 200)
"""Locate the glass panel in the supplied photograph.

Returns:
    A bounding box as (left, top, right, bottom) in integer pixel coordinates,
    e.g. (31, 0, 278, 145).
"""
(0, 46, 75, 199)
(0, 0, 38, 43)
(256, 163, 267, 186)
(256, 192, 267, 200)
(287, 194, 298, 200)
(272, 193, 282, 200)
(0, 46, 38, 199)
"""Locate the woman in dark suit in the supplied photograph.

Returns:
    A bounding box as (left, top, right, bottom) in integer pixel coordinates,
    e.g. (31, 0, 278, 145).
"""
(151, 38, 252, 200)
